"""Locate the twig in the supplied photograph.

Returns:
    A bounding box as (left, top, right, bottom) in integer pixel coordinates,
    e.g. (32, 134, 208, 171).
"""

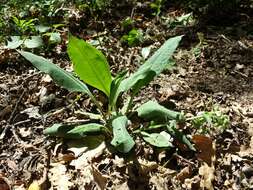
(10, 125, 23, 143)
(13, 119, 31, 126)
(8, 88, 26, 124)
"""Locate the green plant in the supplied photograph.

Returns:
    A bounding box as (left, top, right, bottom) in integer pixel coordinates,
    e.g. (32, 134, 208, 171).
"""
(121, 17, 134, 31)
(190, 107, 229, 134)
(76, 0, 112, 13)
(5, 22, 63, 49)
(191, 32, 207, 58)
(4, 16, 43, 49)
(12, 16, 36, 34)
(18, 35, 195, 153)
(150, 0, 164, 16)
(121, 29, 143, 46)
(40, 23, 64, 44)
(168, 13, 194, 29)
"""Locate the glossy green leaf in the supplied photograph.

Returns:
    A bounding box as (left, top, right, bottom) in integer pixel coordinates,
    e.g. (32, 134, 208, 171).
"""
(49, 32, 61, 44)
(44, 123, 75, 137)
(67, 35, 112, 96)
(5, 36, 23, 49)
(44, 123, 104, 139)
(111, 116, 135, 153)
(24, 36, 43, 48)
(66, 123, 105, 138)
(18, 51, 93, 97)
(141, 131, 173, 147)
(137, 100, 184, 122)
(109, 71, 127, 108)
(113, 35, 182, 102)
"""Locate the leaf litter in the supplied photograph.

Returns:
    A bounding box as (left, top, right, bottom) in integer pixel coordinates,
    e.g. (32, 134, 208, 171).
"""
(0, 1, 253, 189)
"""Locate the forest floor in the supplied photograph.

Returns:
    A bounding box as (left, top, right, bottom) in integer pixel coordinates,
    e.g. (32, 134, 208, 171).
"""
(0, 2, 253, 190)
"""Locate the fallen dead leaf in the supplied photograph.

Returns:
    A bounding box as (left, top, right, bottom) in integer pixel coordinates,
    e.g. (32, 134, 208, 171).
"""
(28, 180, 40, 190)
(48, 162, 73, 190)
(70, 142, 106, 188)
(70, 142, 106, 169)
(199, 163, 215, 190)
(192, 135, 216, 166)
(183, 175, 200, 190)
(113, 156, 125, 168)
(0, 177, 11, 190)
(91, 165, 107, 190)
(41, 74, 52, 83)
(176, 166, 192, 182)
(20, 106, 41, 119)
(149, 174, 169, 190)
(138, 158, 158, 175)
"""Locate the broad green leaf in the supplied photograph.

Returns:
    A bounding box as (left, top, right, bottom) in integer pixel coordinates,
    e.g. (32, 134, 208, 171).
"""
(35, 25, 51, 33)
(24, 36, 43, 48)
(167, 121, 196, 151)
(109, 71, 127, 108)
(137, 100, 184, 122)
(44, 123, 104, 139)
(66, 123, 105, 138)
(18, 51, 93, 96)
(113, 35, 182, 102)
(44, 123, 75, 137)
(111, 116, 135, 153)
(141, 131, 173, 147)
(67, 35, 112, 96)
(49, 32, 61, 44)
(5, 36, 23, 49)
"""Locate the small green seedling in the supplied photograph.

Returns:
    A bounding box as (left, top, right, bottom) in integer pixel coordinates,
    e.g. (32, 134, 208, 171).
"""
(12, 16, 36, 34)
(18, 34, 195, 153)
(121, 29, 143, 46)
(168, 13, 194, 29)
(150, 0, 164, 16)
(191, 32, 207, 58)
(121, 17, 134, 31)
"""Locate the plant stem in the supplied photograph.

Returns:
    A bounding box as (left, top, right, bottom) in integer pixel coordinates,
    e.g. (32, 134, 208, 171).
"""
(90, 96, 107, 121)
(125, 94, 134, 114)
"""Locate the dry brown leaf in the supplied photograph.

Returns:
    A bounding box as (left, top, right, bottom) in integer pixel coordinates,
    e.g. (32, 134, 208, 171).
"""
(239, 121, 253, 157)
(176, 166, 192, 182)
(48, 162, 73, 190)
(138, 158, 158, 174)
(183, 176, 200, 190)
(20, 107, 41, 119)
(0, 177, 11, 190)
(192, 135, 216, 166)
(150, 175, 169, 190)
(91, 165, 107, 190)
(28, 180, 40, 190)
(70, 142, 106, 188)
(199, 163, 215, 190)
(70, 142, 106, 169)
(113, 156, 125, 168)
